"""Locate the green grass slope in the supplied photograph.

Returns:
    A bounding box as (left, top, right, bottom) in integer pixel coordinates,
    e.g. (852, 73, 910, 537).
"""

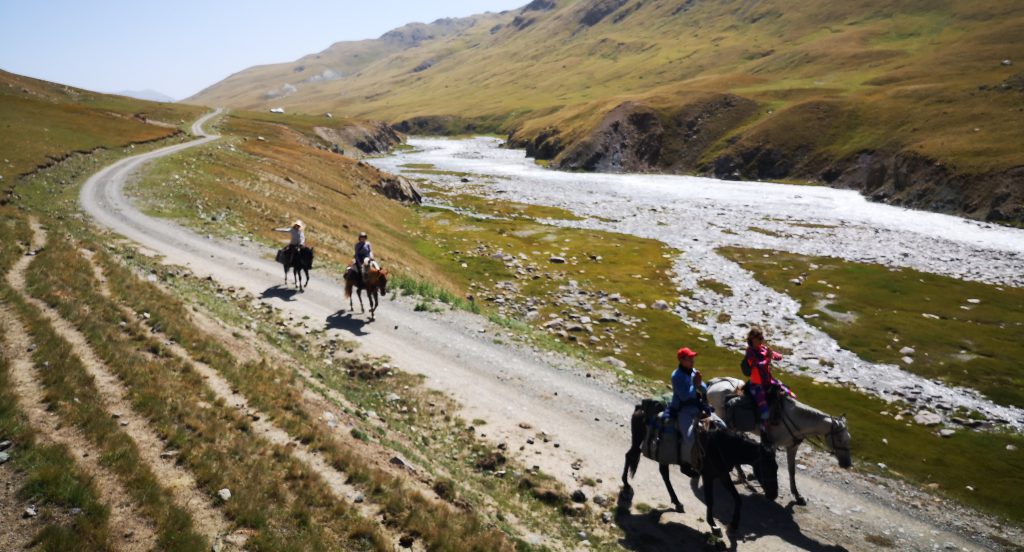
(0, 70, 204, 192)
(187, 0, 1024, 221)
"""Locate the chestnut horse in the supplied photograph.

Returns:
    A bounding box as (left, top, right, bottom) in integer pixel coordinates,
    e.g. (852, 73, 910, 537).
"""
(344, 264, 388, 320)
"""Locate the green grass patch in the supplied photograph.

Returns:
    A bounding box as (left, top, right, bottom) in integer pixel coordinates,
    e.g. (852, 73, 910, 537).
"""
(720, 247, 1024, 408)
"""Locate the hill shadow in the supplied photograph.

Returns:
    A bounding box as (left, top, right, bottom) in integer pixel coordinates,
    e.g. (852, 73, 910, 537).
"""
(261, 285, 298, 302)
(325, 310, 370, 336)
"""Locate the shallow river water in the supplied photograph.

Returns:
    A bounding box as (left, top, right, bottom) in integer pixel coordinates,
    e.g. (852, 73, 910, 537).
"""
(369, 137, 1024, 430)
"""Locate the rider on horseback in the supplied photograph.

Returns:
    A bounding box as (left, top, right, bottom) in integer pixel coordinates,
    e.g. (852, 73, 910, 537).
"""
(669, 347, 711, 477)
(742, 326, 794, 444)
(352, 231, 374, 282)
(275, 220, 305, 253)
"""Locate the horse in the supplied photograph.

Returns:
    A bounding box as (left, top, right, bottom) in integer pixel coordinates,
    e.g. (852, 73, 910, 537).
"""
(707, 377, 852, 506)
(277, 246, 313, 291)
(622, 400, 779, 536)
(344, 261, 388, 320)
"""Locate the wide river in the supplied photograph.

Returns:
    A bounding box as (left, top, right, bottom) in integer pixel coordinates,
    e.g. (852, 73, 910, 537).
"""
(369, 137, 1024, 430)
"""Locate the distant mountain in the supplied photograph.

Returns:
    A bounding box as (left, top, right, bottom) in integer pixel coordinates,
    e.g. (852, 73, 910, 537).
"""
(188, 0, 1024, 223)
(117, 89, 176, 103)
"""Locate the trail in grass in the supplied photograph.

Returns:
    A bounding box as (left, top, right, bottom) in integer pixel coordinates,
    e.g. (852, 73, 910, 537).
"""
(8, 220, 236, 549)
(2, 244, 156, 551)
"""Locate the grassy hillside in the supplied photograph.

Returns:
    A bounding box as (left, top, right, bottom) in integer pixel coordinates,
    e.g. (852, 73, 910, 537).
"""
(0, 70, 204, 189)
(187, 0, 1024, 221)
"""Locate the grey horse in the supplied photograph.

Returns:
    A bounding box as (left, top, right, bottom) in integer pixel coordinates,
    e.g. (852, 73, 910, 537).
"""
(707, 377, 852, 506)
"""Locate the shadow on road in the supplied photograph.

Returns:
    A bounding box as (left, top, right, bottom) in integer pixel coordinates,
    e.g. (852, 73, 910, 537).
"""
(615, 485, 713, 550)
(686, 477, 849, 551)
(325, 310, 370, 336)
(261, 285, 298, 302)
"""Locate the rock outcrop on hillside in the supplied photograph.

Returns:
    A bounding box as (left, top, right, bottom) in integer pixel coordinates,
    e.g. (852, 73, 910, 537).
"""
(373, 175, 422, 204)
(314, 122, 403, 155)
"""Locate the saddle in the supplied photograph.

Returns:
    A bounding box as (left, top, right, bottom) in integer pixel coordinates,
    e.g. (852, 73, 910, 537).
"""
(727, 384, 788, 430)
(638, 398, 716, 473)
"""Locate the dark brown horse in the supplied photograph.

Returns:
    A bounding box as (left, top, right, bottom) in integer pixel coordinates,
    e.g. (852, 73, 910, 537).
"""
(344, 265, 388, 320)
(622, 401, 779, 536)
(277, 246, 313, 291)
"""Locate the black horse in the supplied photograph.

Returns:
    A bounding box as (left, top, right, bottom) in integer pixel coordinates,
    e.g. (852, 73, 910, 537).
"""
(623, 403, 779, 536)
(277, 246, 314, 291)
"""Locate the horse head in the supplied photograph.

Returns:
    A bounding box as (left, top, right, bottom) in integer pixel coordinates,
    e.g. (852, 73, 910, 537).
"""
(828, 415, 853, 469)
(752, 442, 779, 501)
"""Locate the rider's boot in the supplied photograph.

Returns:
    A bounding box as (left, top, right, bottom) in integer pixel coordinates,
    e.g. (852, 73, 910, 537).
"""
(759, 426, 773, 447)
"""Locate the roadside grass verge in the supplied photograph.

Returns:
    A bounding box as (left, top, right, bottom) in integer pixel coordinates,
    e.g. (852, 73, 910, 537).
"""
(25, 232, 385, 550)
(720, 247, 1024, 408)
(95, 241, 590, 549)
(0, 210, 112, 551)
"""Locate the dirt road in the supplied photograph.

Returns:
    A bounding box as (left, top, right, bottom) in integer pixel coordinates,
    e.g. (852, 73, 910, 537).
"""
(78, 111, 1005, 551)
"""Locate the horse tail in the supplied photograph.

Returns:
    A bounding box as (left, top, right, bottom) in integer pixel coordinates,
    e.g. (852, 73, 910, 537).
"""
(344, 280, 352, 299)
(623, 404, 646, 481)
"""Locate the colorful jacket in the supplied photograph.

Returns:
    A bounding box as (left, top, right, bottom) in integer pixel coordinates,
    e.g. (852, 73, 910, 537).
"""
(744, 344, 783, 386)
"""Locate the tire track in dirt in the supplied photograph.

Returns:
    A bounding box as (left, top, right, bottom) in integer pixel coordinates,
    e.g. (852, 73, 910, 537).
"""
(81, 253, 424, 551)
(1, 250, 157, 551)
(7, 219, 239, 549)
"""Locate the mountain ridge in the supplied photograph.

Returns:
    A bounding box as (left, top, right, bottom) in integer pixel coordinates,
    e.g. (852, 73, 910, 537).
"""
(187, 0, 1024, 223)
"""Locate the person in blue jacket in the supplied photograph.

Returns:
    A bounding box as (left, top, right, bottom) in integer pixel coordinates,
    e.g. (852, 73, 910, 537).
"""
(669, 346, 709, 476)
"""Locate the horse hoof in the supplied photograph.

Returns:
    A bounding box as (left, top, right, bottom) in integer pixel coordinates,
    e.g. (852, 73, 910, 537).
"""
(674, 503, 684, 513)
(711, 527, 722, 538)
(795, 496, 807, 506)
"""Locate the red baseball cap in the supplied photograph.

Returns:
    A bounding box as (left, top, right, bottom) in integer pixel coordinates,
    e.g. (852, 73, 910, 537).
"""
(677, 347, 698, 360)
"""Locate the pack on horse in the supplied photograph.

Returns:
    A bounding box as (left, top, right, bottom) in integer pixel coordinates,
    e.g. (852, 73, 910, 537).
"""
(344, 261, 388, 320)
(622, 398, 779, 536)
(707, 377, 852, 506)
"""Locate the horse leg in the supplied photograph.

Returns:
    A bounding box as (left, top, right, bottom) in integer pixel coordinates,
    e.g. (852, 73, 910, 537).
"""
(357, 289, 365, 313)
(658, 463, 683, 513)
(303, 268, 309, 289)
(721, 473, 742, 535)
(369, 291, 376, 321)
(283, 264, 288, 285)
(703, 471, 721, 536)
(787, 445, 806, 506)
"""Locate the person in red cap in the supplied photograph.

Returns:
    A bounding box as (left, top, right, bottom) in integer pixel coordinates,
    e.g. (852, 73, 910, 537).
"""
(669, 346, 710, 477)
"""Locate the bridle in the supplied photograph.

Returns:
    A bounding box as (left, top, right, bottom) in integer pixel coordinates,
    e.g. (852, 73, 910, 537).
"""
(776, 402, 849, 459)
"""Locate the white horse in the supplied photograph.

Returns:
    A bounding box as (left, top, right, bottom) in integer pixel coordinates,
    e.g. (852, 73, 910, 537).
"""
(707, 377, 852, 506)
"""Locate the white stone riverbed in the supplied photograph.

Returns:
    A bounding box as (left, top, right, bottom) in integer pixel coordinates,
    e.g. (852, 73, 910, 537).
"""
(368, 137, 1024, 431)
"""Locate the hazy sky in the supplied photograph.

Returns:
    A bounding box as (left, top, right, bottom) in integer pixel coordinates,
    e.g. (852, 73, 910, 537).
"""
(0, 0, 526, 100)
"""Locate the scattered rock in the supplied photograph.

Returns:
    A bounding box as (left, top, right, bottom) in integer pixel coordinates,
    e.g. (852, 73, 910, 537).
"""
(23, 505, 37, 518)
(898, 346, 915, 355)
(593, 494, 608, 507)
(549, 256, 566, 264)
(0, 452, 9, 464)
(386, 393, 401, 403)
(901, 356, 914, 365)
(1002, 59, 1012, 66)
(601, 511, 613, 523)
(939, 429, 956, 438)
(353, 493, 365, 503)
(1007, 444, 1017, 451)
(399, 535, 415, 548)
(652, 300, 670, 310)
(601, 356, 627, 370)
(217, 488, 232, 501)
(0, 440, 11, 451)
(913, 411, 942, 426)
(571, 489, 587, 503)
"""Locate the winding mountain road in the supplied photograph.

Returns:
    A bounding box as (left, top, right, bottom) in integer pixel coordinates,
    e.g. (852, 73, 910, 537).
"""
(78, 111, 1002, 551)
